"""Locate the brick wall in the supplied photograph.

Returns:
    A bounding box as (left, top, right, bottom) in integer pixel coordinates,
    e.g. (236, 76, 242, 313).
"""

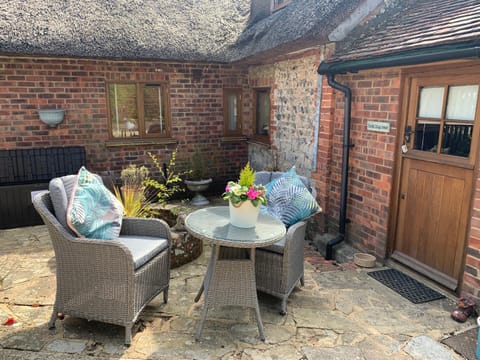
(247, 50, 321, 177)
(0, 56, 250, 183)
(313, 69, 401, 258)
(463, 168, 480, 299)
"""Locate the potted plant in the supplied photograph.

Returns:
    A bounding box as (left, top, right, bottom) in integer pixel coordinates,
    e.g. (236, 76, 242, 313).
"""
(185, 147, 212, 206)
(113, 164, 152, 217)
(222, 162, 266, 228)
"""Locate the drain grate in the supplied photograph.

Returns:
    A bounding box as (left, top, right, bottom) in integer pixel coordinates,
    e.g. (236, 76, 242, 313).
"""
(367, 268, 445, 304)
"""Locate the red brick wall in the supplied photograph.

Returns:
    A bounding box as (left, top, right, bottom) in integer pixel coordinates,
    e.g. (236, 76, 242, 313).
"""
(463, 168, 480, 299)
(314, 69, 401, 258)
(0, 56, 250, 182)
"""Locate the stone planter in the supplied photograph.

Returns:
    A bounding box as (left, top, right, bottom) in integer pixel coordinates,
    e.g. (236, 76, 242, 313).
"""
(185, 178, 212, 206)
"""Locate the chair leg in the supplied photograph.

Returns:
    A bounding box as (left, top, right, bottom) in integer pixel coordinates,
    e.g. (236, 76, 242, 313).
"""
(280, 297, 287, 316)
(125, 326, 132, 346)
(163, 288, 169, 303)
(48, 309, 57, 329)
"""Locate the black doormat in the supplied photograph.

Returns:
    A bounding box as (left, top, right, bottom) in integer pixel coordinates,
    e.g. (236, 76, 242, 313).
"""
(442, 327, 478, 360)
(367, 268, 445, 304)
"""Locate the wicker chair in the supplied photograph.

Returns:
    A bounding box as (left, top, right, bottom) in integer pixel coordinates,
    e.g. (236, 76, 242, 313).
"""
(254, 171, 319, 315)
(32, 179, 171, 345)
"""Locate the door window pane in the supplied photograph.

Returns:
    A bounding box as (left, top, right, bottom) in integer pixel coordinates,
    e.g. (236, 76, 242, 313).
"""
(441, 124, 473, 157)
(109, 84, 138, 138)
(446, 85, 479, 121)
(414, 122, 440, 152)
(418, 86, 444, 118)
(144, 85, 166, 134)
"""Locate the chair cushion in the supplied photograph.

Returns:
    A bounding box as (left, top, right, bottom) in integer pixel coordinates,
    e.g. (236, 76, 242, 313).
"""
(262, 167, 320, 227)
(49, 174, 78, 231)
(254, 172, 272, 186)
(66, 167, 123, 240)
(116, 235, 169, 269)
(261, 235, 287, 254)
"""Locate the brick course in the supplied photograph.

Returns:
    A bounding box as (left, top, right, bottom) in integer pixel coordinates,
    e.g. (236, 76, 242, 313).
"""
(0, 57, 250, 182)
(313, 69, 400, 258)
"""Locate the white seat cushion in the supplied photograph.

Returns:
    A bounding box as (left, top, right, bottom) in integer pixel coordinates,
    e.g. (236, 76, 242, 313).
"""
(116, 235, 169, 269)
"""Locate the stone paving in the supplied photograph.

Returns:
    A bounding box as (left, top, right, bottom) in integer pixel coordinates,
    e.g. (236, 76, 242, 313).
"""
(0, 225, 477, 360)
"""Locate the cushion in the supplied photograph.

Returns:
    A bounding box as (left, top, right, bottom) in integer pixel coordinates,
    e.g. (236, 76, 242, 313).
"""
(66, 167, 123, 240)
(116, 235, 169, 269)
(262, 167, 320, 227)
(262, 235, 287, 255)
(49, 175, 78, 231)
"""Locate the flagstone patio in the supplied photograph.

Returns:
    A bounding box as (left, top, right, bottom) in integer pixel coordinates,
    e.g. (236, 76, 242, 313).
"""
(0, 224, 476, 360)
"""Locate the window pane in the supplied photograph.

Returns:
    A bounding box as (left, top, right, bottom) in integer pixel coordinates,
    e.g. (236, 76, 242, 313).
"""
(227, 94, 238, 131)
(418, 86, 444, 118)
(144, 85, 166, 134)
(446, 85, 479, 121)
(109, 84, 138, 138)
(414, 122, 440, 152)
(441, 123, 472, 157)
(256, 91, 270, 135)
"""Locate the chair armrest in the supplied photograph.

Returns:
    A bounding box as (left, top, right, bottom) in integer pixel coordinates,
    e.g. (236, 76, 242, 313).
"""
(283, 221, 308, 254)
(120, 217, 171, 244)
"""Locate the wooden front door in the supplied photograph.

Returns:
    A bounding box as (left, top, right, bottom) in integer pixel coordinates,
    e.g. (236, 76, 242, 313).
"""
(393, 66, 480, 290)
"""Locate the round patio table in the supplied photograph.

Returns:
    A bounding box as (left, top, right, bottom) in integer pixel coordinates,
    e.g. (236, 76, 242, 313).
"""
(185, 206, 286, 341)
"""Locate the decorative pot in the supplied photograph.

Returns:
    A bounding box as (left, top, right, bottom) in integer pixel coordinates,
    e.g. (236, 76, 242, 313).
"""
(38, 109, 65, 128)
(185, 178, 212, 206)
(229, 200, 261, 228)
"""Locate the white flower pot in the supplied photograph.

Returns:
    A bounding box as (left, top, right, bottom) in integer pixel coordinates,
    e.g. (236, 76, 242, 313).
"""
(229, 200, 261, 228)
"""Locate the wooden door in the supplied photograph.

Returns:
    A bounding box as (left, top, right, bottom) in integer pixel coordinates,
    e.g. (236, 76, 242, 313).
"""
(393, 68, 480, 290)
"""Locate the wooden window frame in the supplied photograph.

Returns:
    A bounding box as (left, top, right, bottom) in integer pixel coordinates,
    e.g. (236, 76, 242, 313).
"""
(252, 87, 271, 145)
(106, 81, 171, 140)
(406, 75, 480, 168)
(223, 88, 242, 136)
(272, 0, 291, 11)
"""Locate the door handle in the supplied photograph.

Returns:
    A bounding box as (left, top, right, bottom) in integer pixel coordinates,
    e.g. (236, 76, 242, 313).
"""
(404, 125, 413, 143)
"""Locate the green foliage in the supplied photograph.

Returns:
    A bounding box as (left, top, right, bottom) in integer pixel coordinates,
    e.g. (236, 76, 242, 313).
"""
(113, 185, 154, 218)
(120, 164, 149, 189)
(238, 162, 255, 187)
(145, 148, 190, 206)
(187, 146, 209, 180)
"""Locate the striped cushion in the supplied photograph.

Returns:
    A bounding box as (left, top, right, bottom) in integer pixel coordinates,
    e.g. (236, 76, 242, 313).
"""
(262, 167, 320, 227)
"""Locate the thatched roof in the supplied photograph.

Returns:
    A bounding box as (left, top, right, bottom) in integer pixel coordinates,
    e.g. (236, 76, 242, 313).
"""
(328, 0, 480, 62)
(0, 0, 365, 63)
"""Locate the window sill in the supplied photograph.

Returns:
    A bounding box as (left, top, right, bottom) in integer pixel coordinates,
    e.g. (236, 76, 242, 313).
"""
(247, 137, 271, 148)
(221, 135, 248, 143)
(105, 138, 177, 148)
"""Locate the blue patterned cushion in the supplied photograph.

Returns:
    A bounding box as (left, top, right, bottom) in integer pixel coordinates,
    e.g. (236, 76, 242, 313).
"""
(262, 167, 320, 227)
(66, 167, 123, 240)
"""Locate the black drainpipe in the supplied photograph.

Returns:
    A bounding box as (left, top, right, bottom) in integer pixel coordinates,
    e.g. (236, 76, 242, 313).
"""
(325, 74, 352, 260)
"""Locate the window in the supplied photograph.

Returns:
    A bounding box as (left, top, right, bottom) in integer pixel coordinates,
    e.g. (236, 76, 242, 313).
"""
(272, 0, 291, 11)
(254, 88, 271, 143)
(223, 89, 242, 136)
(414, 84, 478, 158)
(107, 82, 170, 139)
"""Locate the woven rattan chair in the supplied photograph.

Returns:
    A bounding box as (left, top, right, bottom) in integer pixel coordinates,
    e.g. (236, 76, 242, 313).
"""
(32, 179, 171, 345)
(254, 171, 319, 314)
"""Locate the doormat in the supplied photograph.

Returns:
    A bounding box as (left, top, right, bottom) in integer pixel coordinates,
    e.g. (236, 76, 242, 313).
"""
(442, 327, 478, 360)
(367, 268, 445, 304)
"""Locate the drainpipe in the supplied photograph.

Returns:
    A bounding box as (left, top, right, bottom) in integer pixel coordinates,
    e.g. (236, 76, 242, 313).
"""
(325, 74, 352, 260)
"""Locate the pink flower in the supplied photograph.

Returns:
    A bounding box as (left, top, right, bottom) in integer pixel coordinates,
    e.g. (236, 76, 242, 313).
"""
(225, 185, 230, 192)
(246, 187, 259, 200)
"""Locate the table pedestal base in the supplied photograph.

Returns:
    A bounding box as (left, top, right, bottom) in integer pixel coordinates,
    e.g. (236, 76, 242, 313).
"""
(195, 245, 265, 341)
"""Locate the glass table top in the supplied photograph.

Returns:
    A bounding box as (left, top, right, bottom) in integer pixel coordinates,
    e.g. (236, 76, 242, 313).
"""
(185, 206, 286, 248)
